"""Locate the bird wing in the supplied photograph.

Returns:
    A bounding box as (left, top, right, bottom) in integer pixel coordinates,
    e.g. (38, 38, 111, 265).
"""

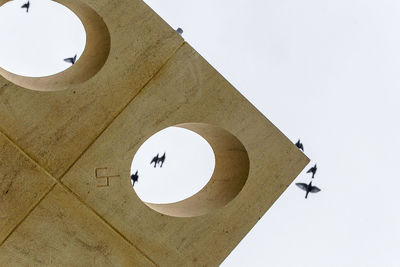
(306, 167, 313, 173)
(310, 186, 321, 193)
(64, 58, 73, 63)
(130, 174, 138, 181)
(295, 183, 308, 191)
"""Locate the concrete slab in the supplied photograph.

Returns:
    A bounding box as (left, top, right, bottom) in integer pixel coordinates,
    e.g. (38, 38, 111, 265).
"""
(0, 132, 54, 244)
(0, 0, 308, 265)
(0, 0, 183, 178)
(0, 184, 155, 266)
(62, 43, 309, 266)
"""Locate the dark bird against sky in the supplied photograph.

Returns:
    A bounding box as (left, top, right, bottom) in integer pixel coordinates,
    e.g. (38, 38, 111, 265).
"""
(150, 152, 166, 168)
(64, 54, 77, 64)
(307, 164, 317, 178)
(150, 153, 159, 168)
(158, 152, 166, 167)
(21, 1, 30, 12)
(295, 139, 304, 151)
(296, 181, 321, 199)
(130, 171, 139, 186)
(176, 27, 183, 35)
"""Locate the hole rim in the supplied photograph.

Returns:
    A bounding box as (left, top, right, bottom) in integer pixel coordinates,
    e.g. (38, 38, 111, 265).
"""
(0, 0, 111, 91)
(131, 122, 250, 218)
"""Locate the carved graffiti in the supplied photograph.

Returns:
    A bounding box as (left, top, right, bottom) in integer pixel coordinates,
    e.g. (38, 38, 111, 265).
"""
(95, 167, 120, 187)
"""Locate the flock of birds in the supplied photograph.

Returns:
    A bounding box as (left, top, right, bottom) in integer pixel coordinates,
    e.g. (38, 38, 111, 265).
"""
(295, 140, 321, 199)
(20, 1, 78, 65)
(130, 153, 166, 187)
(20, 0, 181, 190)
(129, 140, 320, 201)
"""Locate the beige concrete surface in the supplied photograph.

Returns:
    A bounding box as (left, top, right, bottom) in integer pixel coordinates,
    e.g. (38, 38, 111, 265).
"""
(0, 184, 154, 266)
(0, 0, 309, 265)
(0, 131, 55, 244)
(61, 43, 309, 266)
(0, 0, 183, 178)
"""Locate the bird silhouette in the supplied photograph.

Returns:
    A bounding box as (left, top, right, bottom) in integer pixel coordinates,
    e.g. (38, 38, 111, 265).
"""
(307, 164, 317, 178)
(130, 171, 139, 186)
(21, 1, 30, 12)
(176, 27, 183, 35)
(150, 154, 159, 168)
(295, 139, 304, 151)
(296, 181, 321, 199)
(64, 54, 77, 64)
(158, 152, 166, 167)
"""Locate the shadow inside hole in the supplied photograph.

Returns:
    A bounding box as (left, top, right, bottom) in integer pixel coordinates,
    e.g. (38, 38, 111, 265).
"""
(0, 0, 110, 91)
(132, 123, 250, 217)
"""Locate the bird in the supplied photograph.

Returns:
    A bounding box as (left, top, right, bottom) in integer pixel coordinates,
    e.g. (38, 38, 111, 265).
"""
(295, 139, 304, 151)
(130, 171, 139, 186)
(296, 181, 321, 199)
(64, 54, 77, 64)
(150, 154, 159, 168)
(21, 1, 30, 12)
(158, 152, 166, 167)
(307, 164, 317, 178)
(176, 27, 183, 35)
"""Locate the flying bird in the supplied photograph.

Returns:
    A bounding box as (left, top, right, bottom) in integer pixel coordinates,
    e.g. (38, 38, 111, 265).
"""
(158, 152, 166, 167)
(295, 139, 304, 151)
(296, 181, 321, 199)
(21, 1, 30, 12)
(176, 27, 183, 35)
(307, 164, 317, 178)
(130, 171, 139, 186)
(150, 153, 159, 168)
(64, 54, 77, 64)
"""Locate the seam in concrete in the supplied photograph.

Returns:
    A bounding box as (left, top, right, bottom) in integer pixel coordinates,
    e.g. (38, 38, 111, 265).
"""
(57, 40, 186, 181)
(0, 183, 56, 247)
(0, 39, 184, 264)
(59, 181, 159, 266)
(0, 129, 158, 266)
(0, 130, 60, 181)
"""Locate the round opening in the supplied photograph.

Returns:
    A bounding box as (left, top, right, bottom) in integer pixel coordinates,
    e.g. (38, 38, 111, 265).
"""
(0, 0, 110, 91)
(131, 126, 216, 204)
(0, 0, 86, 77)
(130, 123, 250, 217)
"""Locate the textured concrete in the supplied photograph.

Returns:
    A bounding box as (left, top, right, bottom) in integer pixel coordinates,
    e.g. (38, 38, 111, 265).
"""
(0, 0, 309, 265)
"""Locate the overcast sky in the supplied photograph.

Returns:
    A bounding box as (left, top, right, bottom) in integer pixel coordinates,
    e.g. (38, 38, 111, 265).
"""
(1, 0, 400, 266)
(141, 1, 400, 266)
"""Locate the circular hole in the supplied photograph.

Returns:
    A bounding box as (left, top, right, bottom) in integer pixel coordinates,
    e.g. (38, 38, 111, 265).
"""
(130, 123, 250, 217)
(0, 0, 110, 91)
(0, 0, 86, 77)
(131, 126, 216, 204)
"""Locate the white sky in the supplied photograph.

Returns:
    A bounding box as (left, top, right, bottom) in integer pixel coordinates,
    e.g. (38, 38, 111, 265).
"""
(141, 1, 400, 266)
(130, 127, 215, 204)
(1, 0, 400, 266)
(0, 0, 85, 76)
